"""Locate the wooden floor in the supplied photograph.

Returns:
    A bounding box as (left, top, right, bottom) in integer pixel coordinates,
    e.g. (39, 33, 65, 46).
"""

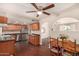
(15, 41, 53, 56)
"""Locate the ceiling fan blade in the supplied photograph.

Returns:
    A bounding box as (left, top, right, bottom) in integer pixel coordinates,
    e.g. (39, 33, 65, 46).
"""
(31, 3, 39, 10)
(26, 11, 36, 13)
(43, 12, 50, 15)
(42, 4, 55, 10)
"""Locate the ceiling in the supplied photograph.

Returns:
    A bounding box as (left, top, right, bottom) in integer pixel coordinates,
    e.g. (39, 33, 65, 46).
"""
(56, 18, 79, 24)
(0, 3, 77, 24)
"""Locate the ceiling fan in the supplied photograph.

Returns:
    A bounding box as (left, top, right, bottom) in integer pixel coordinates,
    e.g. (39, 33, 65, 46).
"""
(26, 3, 55, 17)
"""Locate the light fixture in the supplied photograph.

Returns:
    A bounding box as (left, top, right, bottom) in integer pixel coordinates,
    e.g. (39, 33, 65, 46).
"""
(37, 11, 42, 15)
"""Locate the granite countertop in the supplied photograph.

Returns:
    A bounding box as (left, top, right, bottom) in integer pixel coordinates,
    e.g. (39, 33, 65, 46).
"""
(0, 39, 15, 42)
(3, 33, 28, 35)
(29, 34, 40, 36)
(0, 35, 15, 41)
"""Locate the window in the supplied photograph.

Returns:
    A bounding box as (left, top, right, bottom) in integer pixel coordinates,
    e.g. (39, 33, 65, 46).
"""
(60, 25, 71, 31)
(60, 24, 76, 31)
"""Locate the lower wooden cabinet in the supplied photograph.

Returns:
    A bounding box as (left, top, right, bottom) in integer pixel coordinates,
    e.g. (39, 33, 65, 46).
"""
(0, 39, 16, 56)
(29, 34, 40, 46)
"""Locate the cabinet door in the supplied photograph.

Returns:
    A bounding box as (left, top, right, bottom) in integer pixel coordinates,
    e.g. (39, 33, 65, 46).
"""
(31, 22, 39, 30)
(0, 16, 8, 23)
(3, 25, 22, 31)
(34, 35, 40, 45)
(29, 35, 40, 46)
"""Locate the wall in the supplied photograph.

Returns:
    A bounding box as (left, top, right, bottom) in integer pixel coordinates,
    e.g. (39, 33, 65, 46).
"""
(40, 15, 57, 38)
(0, 27, 2, 35)
(40, 14, 57, 45)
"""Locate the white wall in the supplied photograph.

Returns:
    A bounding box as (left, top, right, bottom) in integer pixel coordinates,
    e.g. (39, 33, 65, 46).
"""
(40, 14, 57, 39)
(40, 14, 57, 45)
(0, 27, 2, 35)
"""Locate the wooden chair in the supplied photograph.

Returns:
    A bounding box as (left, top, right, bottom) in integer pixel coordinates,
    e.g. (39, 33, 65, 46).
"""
(50, 38, 62, 56)
(50, 38, 79, 56)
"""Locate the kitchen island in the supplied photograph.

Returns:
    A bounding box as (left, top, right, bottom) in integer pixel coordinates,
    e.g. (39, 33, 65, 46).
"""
(0, 36, 16, 56)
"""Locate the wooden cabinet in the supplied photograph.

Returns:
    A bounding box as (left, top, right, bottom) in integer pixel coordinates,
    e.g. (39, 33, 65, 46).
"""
(3, 24, 28, 32)
(31, 22, 39, 30)
(3, 25, 22, 31)
(0, 39, 16, 56)
(29, 34, 40, 46)
(0, 16, 8, 23)
(29, 22, 40, 46)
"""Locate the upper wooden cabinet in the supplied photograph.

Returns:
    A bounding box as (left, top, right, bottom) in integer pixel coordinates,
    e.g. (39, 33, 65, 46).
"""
(0, 16, 8, 23)
(31, 22, 40, 30)
(3, 25, 21, 31)
(3, 24, 28, 32)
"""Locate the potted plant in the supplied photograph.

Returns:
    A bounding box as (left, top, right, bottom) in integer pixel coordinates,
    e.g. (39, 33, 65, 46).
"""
(59, 34, 68, 40)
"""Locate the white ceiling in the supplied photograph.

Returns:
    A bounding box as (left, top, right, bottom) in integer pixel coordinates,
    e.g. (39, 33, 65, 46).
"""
(56, 18, 79, 24)
(0, 3, 77, 24)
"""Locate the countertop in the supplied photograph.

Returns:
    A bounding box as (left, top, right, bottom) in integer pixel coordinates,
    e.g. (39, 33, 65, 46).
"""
(3, 33, 28, 35)
(0, 39, 15, 42)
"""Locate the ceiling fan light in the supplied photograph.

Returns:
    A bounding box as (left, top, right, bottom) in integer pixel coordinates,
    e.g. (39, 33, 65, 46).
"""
(37, 11, 42, 15)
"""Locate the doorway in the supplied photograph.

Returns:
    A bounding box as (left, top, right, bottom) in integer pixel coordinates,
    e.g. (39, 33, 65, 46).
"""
(41, 22, 50, 47)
